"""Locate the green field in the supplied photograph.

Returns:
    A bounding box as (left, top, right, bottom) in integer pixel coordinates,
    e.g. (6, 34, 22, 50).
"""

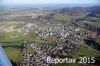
(54, 42, 100, 66)
(53, 13, 72, 22)
(1, 43, 22, 66)
(54, 63, 83, 66)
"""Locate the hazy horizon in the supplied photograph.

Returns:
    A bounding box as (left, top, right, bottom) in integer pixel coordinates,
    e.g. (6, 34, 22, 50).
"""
(0, 0, 100, 9)
(0, 4, 100, 9)
(0, 0, 100, 6)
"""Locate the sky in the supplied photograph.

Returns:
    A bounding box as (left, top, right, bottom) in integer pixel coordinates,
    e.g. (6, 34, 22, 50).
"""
(0, 0, 99, 5)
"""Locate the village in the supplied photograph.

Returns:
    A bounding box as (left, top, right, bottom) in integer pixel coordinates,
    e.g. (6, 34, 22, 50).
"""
(18, 22, 92, 66)
(0, 22, 94, 66)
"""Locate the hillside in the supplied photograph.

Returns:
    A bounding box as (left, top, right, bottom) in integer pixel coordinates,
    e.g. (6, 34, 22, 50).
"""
(37, 7, 87, 23)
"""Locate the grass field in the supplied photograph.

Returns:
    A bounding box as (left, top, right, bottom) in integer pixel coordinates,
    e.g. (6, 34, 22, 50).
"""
(4, 47, 21, 62)
(0, 31, 37, 43)
(54, 42, 100, 66)
(1, 43, 22, 66)
(53, 13, 71, 21)
(54, 63, 83, 66)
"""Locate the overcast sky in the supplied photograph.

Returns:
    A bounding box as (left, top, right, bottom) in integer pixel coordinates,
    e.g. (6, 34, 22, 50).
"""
(1, 0, 99, 5)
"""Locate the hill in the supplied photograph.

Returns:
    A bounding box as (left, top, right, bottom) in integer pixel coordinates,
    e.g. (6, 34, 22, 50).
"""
(36, 7, 87, 23)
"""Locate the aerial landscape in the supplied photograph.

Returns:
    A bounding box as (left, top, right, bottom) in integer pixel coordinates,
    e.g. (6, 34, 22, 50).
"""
(0, 0, 100, 66)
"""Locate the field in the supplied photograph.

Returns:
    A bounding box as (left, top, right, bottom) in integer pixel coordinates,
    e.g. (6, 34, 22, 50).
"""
(54, 43, 100, 66)
(1, 43, 22, 66)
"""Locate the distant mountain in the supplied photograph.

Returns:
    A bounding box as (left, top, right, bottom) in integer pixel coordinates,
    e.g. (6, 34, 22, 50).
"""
(88, 6, 100, 14)
(37, 7, 87, 23)
(87, 6, 100, 17)
(60, 7, 86, 18)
